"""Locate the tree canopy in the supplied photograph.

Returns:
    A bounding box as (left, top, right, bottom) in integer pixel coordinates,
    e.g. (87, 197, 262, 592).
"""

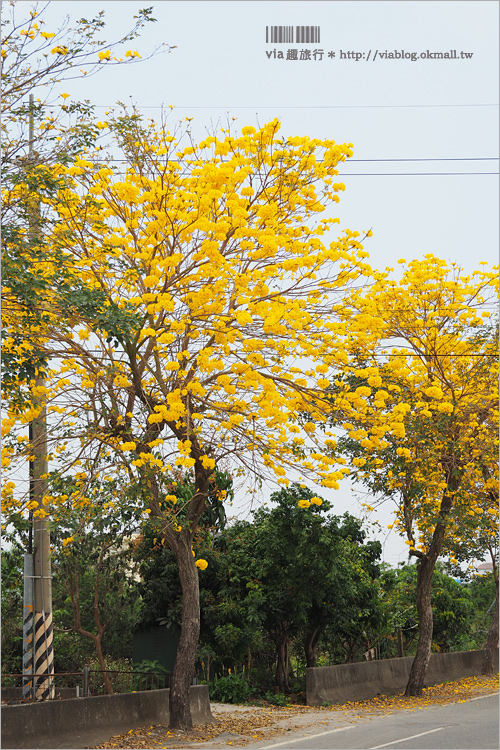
(134, 483, 384, 690)
(2, 6, 498, 717)
(1, 109, 380, 727)
(333, 255, 498, 693)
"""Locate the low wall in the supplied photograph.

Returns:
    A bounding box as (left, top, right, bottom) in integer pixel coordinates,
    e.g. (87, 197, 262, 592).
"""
(1, 685, 213, 749)
(2, 686, 78, 701)
(306, 649, 498, 706)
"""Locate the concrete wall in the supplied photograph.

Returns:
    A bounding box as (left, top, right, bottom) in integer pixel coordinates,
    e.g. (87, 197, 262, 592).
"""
(2, 686, 78, 701)
(306, 649, 498, 706)
(1, 685, 213, 749)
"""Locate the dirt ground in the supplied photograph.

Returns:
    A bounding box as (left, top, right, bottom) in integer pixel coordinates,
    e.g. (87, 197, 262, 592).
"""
(90, 673, 499, 750)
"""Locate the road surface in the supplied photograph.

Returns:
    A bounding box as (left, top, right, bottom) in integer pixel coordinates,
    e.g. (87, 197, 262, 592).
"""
(252, 693, 499, 750)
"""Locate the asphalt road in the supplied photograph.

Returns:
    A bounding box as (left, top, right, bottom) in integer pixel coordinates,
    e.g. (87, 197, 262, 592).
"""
(253, 694, 499, 750)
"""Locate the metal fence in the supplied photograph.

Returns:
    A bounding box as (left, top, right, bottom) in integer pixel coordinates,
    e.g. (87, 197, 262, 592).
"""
(86, 668, 170, 695)
(1, 669, 170, 700)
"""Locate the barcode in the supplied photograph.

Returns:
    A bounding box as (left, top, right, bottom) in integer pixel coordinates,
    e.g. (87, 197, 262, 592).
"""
(296, 26, 320, 43)
(266, 26, 293, 43)
(266, 26, 321, 44)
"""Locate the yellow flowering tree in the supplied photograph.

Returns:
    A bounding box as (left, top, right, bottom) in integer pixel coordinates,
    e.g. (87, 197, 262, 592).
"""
(335, 255, 498, 694)
(1, 1, 170, 405)
(1, 2, 166, 158)
(2, 114, 379, 727)
(440, 464, 498, 674)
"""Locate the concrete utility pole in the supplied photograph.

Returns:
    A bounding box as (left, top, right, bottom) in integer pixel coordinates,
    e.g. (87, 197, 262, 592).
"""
(27, 93, 55, 700)
(22, 468, 34, 698)
(32, 383, 54, 700)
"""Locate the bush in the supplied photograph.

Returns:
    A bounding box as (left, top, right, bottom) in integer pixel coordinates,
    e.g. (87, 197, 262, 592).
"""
(209, 672, 253, 704)
(132, 658, 169, 674)
(132, 659, 170, 690)
(53, 630, 94, 673)
(264, 690, 289, 706)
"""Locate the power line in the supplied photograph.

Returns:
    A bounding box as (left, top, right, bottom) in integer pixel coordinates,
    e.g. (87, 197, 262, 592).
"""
(6, 296, 499, 316)
(87, 156, 498, 164)
(53, 155, 497, 176)
(338, 172, 498, 176)
(92, 103, 499, 110)
(85, 170, 498, 176)
(5, 337, 498, 359)
(349, 158, 498, 162)
(53, 163, 498, 176)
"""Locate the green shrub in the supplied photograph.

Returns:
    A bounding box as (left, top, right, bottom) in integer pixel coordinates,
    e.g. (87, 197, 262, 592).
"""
(264, 690, 289, 706)
(132, 658, 169, 674)
(132, 659, 170, 690)
(209, 673, 253, 704)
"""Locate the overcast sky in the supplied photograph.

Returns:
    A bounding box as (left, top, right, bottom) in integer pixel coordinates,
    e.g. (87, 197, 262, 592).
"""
(15, 0, 499, 565)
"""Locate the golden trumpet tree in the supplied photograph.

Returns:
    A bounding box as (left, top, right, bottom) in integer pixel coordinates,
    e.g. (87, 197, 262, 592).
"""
(1, 2, 166, 157)
(335, 255, 498, 694)
(440, 462, 498, 674)
(1, 1, 169, 402)
(2, 115, 384, 727)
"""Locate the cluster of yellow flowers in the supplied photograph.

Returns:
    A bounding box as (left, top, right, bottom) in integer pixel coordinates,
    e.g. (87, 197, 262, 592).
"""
(336, 255, 498, 553)
(1, 117, 497, 555)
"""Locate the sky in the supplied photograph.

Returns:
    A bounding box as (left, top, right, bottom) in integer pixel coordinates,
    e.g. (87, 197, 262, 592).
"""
(11, 0, 499, 566)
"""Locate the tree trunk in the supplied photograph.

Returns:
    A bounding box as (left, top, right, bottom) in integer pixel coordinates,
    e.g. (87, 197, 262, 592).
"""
(168, 533, 200, 730)
(304, 628, 320, 668)
(343, 640, 357, 663)
(92, 553, 113, 695)
(68, 564, 113, 694)
(482, 577, 499, 674)
(405, 555, 434, 696)
(397, 627, 404, 658)
(283, 634, 290, 690)
(405, 464, 460, 696)
(274, 629, 290, 691)
(275, 640, 285, 691)
(94, 635, 114, 695)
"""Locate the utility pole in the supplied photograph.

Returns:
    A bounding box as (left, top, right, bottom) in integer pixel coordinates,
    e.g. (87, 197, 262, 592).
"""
(26, 93, 55, 700)
(22, 468, 34, 699)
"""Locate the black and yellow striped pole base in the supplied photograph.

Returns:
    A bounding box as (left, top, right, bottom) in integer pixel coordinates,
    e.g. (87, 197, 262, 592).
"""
(22, 553, 34, 699)
(34, 611, 55, 700)
(22, 603, 34, 699)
